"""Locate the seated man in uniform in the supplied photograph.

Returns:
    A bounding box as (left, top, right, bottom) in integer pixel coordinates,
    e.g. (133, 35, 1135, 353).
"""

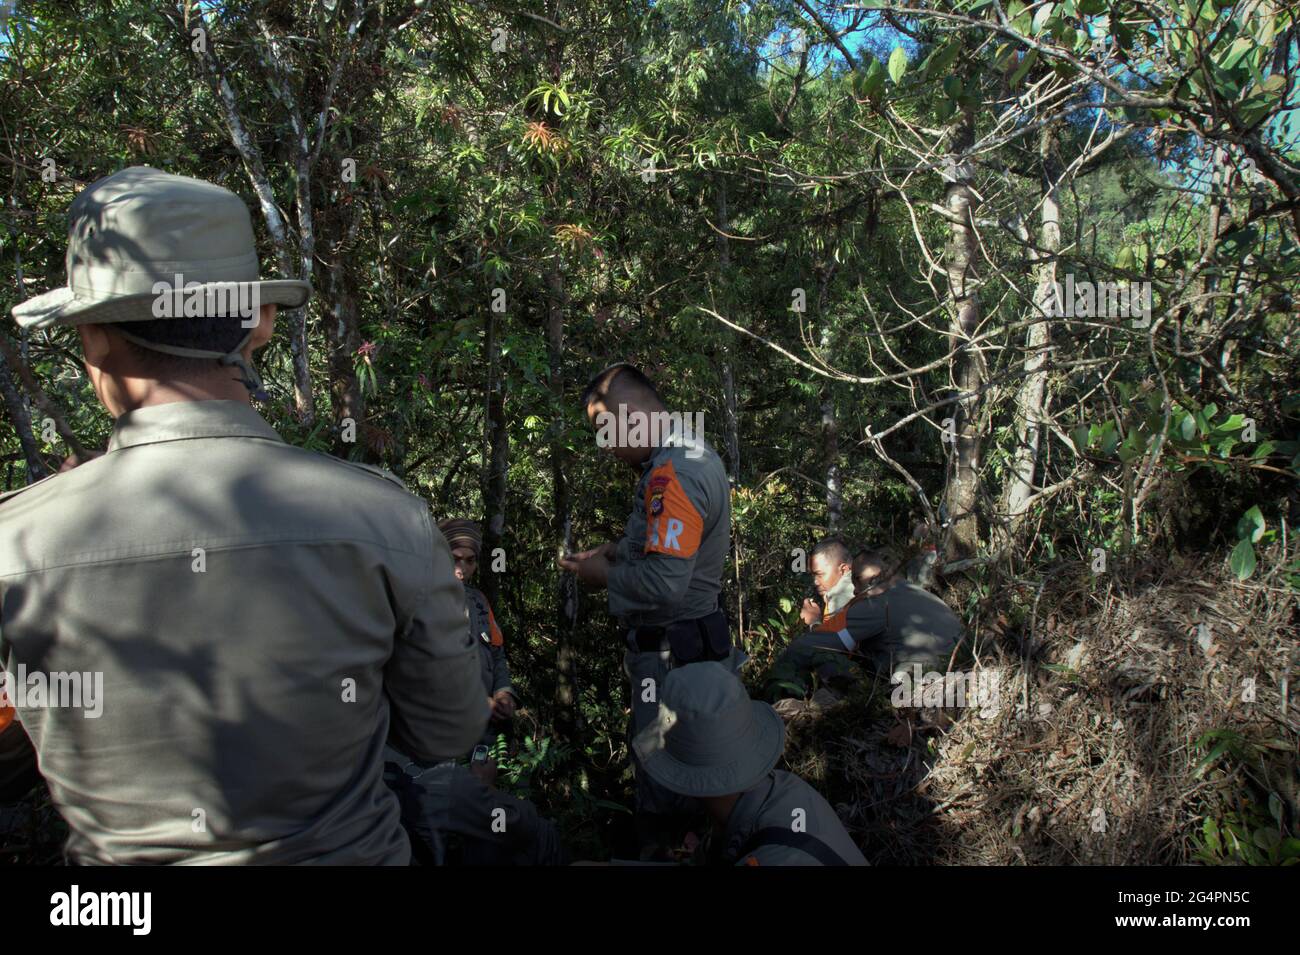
(766, 538, 964, 709)
(633, 662, 868, 866)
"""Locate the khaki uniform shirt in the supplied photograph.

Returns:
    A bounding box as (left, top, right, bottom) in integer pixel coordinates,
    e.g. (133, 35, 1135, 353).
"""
(720, 770, 868, 866)
(606, 432, 730, 628)
(463, 585, 510, 699)
(823, 580, 963, 671)
(0, 400, 487, 865)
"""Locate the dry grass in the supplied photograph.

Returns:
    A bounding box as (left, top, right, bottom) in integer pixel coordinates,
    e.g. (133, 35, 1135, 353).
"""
(778, 556, 1299, 865)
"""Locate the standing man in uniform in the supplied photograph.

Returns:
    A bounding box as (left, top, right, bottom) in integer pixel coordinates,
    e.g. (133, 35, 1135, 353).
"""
(0, 166, 487, 864)
(559, 362, 743, 855)
(438, 518, 516, 759)
(382, 518, 566, 866)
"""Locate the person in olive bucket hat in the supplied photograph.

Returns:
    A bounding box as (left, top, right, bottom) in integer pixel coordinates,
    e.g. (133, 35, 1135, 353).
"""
(0, 166, 487, 864)
(633, 663, 868, 866)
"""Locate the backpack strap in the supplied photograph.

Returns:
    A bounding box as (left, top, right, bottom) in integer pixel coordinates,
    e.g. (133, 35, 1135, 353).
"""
(737, 827, 852, 866)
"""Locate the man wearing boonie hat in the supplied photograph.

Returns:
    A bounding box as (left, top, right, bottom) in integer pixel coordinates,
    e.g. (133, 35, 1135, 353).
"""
(0, 166, 487, 864)
(633, 662, 868, 865)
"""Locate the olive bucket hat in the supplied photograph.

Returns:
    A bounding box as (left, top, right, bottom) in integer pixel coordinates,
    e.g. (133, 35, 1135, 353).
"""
(11, 165, 311, 395)
(632, 662, 786, 798)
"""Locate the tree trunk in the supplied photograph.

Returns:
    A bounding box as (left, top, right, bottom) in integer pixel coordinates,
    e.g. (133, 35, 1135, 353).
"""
(1003, 122, 1059, 529)
(482, 307, 509, 610)
(940, 107, 983, 558)
(715, 176, 744, 641)
(548, 271, 579, 737)
(822, 392, 841, 531)
(0, 345, 45, 483)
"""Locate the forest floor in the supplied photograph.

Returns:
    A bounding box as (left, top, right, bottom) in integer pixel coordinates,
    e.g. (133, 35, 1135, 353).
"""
(778, 556, 1298, 865)
(3, 557, 1295, 866)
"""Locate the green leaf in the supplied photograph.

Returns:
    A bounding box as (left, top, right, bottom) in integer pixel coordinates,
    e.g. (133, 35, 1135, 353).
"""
(1254, 828, 1280, 851)
(1229, 538, 1257, 580)
(1236, 506, 1265, 543)
(1203, 817, 1221, 854)
(1261, 73, 1287, 95)
(1099, 423, 1120, 456)
(1071, 425, 1091, 454)
(862, 57, 886, 97)
(1009, 49, 1038, 88)
(925, 39, 962, 79)
(1221, 36, 1256, 72)
(888, 46, 908, 84)
(1032, 2, 1055, 35)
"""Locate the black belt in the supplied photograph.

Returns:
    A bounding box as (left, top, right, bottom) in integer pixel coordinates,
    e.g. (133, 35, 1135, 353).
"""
(622, 609, 733, 664)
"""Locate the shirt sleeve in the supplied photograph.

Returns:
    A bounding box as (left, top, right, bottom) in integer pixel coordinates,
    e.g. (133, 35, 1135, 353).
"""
(607, 457, 708, 618)
(837, 596, 889, 648)
(385, 516, 490, 762)
(485, 603, 513, 696)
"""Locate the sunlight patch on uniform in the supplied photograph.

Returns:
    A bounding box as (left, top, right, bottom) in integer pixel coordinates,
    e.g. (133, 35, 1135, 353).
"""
(642, 460, 703, 558)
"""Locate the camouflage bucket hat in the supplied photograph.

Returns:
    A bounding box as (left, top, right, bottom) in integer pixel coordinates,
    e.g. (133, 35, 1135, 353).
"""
(633, 662, 786, 798)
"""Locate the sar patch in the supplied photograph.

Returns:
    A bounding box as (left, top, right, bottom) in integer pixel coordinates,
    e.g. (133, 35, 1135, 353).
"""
(642, 459, 704, 558)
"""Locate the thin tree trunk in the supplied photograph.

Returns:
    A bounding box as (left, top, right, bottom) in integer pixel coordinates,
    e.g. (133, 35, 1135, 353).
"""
(940, 107, 983, 558)
(822, 393, 842, 531)
(482, 307, 509, 610)
(1004, 123, 1059, 528)
(715, 176, 744, 641)
(0, 346, 45, 482)
(323, 207, 365, 459)
(0, 333, 88, 464)
(176, 3, 315, 423)
(548, 271, 579, 737)
(3, 203, 47, 482)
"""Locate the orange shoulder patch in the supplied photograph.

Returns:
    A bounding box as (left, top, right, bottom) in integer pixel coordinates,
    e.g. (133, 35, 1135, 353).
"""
(487, 606, 504, 647)
(0, 705, 14, 734)
(815, 607, 848, 633)
(643, 459, 703, 558)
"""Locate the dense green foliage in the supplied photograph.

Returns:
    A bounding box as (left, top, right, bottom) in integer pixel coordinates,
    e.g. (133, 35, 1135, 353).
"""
(2, 1, 1296, 861)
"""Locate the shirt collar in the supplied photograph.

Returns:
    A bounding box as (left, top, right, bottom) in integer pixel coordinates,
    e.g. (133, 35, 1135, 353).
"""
(822, 573, 857, 617)
(108, 399, 284, 452)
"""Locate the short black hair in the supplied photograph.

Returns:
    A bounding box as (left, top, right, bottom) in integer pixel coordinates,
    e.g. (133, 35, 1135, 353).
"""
(107, 315, 251, 374)
(853, 549, 889, 584)
(580, 362, 661, 408)
(811, 536, 852, 568)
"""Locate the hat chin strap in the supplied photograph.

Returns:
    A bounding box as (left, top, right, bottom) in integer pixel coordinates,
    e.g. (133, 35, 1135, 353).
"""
(113, 327, 267, 400)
